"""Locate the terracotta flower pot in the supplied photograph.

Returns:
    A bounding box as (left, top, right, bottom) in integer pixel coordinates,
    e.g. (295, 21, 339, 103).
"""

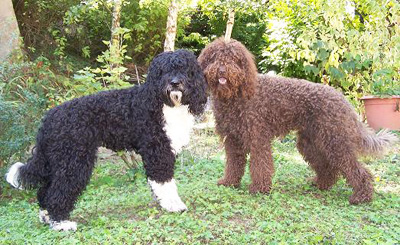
(361, 96, 400, 131)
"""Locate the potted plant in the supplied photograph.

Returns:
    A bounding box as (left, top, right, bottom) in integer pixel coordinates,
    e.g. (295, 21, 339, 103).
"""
(361, 70, 400, 131)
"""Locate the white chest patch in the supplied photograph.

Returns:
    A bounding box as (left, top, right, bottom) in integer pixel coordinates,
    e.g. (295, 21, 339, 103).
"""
(163, 104, 194, 154)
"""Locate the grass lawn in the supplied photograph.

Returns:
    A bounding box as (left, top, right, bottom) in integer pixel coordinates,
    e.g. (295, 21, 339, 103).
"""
(1, 128, 399, 244)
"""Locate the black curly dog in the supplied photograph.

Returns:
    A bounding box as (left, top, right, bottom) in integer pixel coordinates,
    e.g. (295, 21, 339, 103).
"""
(6, 50, 207, 231)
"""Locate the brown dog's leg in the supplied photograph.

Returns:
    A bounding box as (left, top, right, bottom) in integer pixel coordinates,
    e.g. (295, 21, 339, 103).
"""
(297, 133, 339, 190)
(218, 135, 247, 188)
(339, 158, 374, 204)
(248, 138, 274, 194)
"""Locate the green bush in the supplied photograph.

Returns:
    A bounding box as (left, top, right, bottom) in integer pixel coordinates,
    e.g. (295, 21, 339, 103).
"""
(0, 58, 67, 165)
(177, 0, 267, 58)
(0, 57, 71, 104)
(0, 92, 45, 165)
(261, 0, 400, 108)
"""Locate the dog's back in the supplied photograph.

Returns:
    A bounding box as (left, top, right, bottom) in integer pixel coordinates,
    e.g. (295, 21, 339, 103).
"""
(255, 74, 397, 155)
(246, 75, 354, 135)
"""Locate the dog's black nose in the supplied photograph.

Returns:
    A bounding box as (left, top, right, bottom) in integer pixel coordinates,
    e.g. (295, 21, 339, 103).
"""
(170, 78, 182, 87)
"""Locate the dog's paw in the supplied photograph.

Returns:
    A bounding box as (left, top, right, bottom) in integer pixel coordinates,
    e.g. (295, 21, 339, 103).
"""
(50, 220, 77, 231)
(308, 176, 335, 190)
(159, 197, 188, 212)
(217, 178, 240, 188)
(39, 209, 50, 224)
(248, 183, 271, 194)
(148, 178, 187, 212)
(307, 176, 317, 186)
(349, 191, 373, 205)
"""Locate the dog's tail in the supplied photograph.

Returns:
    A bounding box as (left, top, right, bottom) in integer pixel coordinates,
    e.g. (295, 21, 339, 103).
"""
(5, 146, 48, 190)
(359, 125, 399, 156)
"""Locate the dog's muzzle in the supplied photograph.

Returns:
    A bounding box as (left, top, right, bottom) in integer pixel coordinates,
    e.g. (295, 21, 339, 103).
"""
(169, 90, 183, 106)
(168, 78, 184, 106)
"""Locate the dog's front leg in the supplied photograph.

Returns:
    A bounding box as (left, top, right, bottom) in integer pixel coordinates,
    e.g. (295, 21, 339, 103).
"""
(140, 142, 187, 212)
(218, 135, 247, 188)
(248, 138, 274, 194)
(147, 178, 187, 212)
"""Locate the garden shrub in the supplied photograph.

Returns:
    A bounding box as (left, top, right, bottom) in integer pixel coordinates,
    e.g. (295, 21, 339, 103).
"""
(0, 92, 45, 166)
(0, 57, 70, 104)
(261, 0, 400, 109)
(0, 58, 66, 166)
(177, 0, 267, 58)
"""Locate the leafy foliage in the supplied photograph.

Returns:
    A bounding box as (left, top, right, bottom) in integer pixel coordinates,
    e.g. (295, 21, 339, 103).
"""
(122, 0, 169, 64)
(72, 27, 133, 96)
(0, 58, 67, 164)
(177, 0, 268, 58)
(262, 0, 400, 106)
(0, 92, 45, 165)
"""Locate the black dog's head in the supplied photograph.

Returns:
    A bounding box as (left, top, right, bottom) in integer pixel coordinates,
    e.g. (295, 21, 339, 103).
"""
(146, 49, 207, 115)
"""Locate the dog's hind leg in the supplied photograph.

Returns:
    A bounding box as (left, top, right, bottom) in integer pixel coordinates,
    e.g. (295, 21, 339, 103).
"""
(44, 153, 96, 231)
(248, 135, 274, 194)
(218, 135, 247, 188)
(332, 153, 373, 204)
(321, 137, 374, 204)
(297, 133, 339, 190)
(37, 182, 51, 224)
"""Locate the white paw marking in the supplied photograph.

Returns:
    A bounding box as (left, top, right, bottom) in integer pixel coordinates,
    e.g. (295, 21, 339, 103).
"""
(148, 178, 188, 212)
(5, 162, 24, 190)
(39, 209, 50, 224)
(50, 220, 77, 231)
(163, 104, 194, 154)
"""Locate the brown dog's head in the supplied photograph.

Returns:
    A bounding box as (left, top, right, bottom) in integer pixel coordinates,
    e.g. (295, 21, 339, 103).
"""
(198, 37, 257, 100)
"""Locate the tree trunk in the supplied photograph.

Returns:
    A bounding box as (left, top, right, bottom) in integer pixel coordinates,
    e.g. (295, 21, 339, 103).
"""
(0, 0, 22, 62)
(224, 9, 235, 42)
(164, 0, 178, 52)
(110, 0, 122, 68)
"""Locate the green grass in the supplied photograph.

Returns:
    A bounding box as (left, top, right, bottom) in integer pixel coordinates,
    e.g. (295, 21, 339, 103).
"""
(1, 130, 399, 244)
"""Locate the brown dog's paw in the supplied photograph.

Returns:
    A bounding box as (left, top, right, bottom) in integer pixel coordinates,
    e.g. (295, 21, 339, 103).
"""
(248, 183, 271, 194)
(307, 176, 317, 186)
(217, 178, 240, 188)
(308, 176, 335, 190)
(349, 192, 373, 205)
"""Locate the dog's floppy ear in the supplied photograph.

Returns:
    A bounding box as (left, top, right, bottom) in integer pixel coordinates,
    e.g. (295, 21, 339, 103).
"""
(232, 40, 257, 99)
(188, 62, 208, 115)
(176, 50, 207, 115)
(146, 52, 166, 86)
(198, 45, 216, 72)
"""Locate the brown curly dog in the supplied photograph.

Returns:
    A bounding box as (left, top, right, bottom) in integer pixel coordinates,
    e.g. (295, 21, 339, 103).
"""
(198, 37, 398, 204)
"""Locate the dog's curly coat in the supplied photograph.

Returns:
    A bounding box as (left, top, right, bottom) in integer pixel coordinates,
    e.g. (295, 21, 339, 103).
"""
(6, 49, 207, 230)
(198, 37, 397, 204)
